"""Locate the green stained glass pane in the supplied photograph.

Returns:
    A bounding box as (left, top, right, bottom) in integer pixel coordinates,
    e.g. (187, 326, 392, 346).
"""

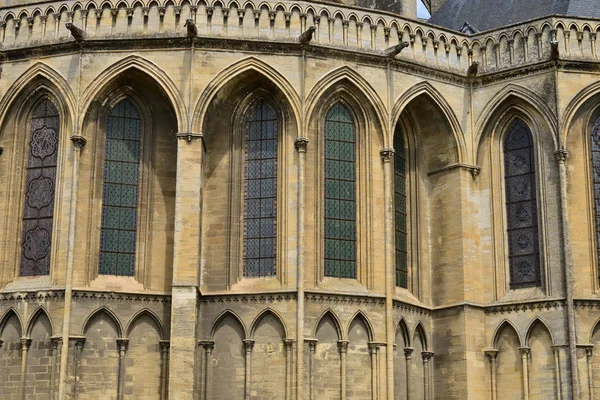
(339, 181, 354, 201)
(339, 142, 355, 162)
(339, 162, 354, 181)
(325, 219, 339, 239)
(339, 200, 355, 220)
(394, 123, 409, 288)
(325, 199, 339, 219)
(340, 241, 355, 260)
(325, 159, 340, 179)
(325, 239, 339, 259)
(340, 261, 355, 278)
(325, 259, 339, 276)
(99, 99, 141, 277)
(325, 180, 339, 199)
(339, 221, 355, 240)
(325, 140, 339, 159)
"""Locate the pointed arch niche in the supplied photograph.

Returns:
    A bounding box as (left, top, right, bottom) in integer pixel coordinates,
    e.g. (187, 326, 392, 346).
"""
(79, 67, 178, 291)
(0, 76, 72, 288)
(0, 310, 22, 398)
(392, 89, 462, 300)
(476, 96, 559, 300)
(200, 68, 298, 291)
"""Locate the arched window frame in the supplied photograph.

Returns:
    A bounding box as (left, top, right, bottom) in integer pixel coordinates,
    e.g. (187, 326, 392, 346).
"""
(87, 91, 154, 285)
(0, 90, 69, 285)
(587, 111, 600, 285)
(493, 114, 549, 293)
(228, 93, 285, 284)
(312, 92, 375, 287)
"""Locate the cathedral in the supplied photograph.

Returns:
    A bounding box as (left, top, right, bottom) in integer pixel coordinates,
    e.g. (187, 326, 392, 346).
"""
(0, 0, 599, 398)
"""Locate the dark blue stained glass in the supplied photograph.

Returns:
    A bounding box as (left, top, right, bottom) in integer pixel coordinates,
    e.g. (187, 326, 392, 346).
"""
(504, 119, 541, 288)
(20, 99, 59, 277)
(590, 116, 600, 279)
(393, 124, 408, 288)
(324, 103, 356, 279)
(243, 100, 278, 278)
(99, 99, 141, 277)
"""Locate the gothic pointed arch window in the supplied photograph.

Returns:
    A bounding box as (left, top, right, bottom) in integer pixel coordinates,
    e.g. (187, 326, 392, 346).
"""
(20, 98, 60, 276)
(503, 119, 541, 288)
(243, 100, 278, 277)
(324, 103, 356, 279)
(590, 115, 600, 278)
(393, 124, 408, 288)
(98, 99, 142, 276)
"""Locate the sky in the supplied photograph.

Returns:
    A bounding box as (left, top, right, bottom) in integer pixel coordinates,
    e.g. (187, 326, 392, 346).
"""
(417, 0, 432, 19)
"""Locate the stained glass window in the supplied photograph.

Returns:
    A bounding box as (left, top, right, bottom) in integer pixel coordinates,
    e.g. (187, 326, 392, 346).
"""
(504, 119, 540, 288)
(20, 99, 59, 276)
(590, 115, 600, 278)
(324, 103, 356, 279)
(243, 100, 278, 277)
(99, 99, 141, 276)
(394, 124, 408, 288)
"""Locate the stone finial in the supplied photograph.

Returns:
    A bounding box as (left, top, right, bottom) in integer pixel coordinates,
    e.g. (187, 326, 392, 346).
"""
(379, 148, 395, 162)
(294, 137, 309, 153)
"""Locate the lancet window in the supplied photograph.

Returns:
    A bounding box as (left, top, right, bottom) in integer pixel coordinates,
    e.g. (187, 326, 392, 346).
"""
(19, 99, 59, 276)
(590, 115, 600, 278)
(98, 99, 141, 276)
(243, 100, 278, 277)
(503, 119, 541, 288)
(324, 103, 357, 279)
(394, 124, 408, 288)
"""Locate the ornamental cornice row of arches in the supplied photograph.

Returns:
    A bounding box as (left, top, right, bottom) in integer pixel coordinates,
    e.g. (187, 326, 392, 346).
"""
(206, 307, 429, 349)
(2, 0, 599, 53)
(2, 56, 586, 163)
(0, 305, 165, 339)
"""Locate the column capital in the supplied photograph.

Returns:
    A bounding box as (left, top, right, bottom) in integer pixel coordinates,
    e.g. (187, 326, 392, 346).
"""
(367, 342, 380, 354)
(305, 337, 317, 351)
(177, 132, 203, 143)
(198, 340, 215, 351)
(421, 351, 434, 362)
(294, 137, 309, 153)
(159, 340, 171, 351)
(117, 338, 129, 352)
(404, 346, 414, 359)
(243, 339, 255, 352)
(379, 147, 395, 162)
(71, 335, 86, 350)
(0, 146, 3, 156)
(50, 336, 62, 350)
(484, 349, 499, 361)
(20, 337, 32, 350)
(284, 338, 296, 350)
(577, 343, 594, 357)
(70, 135, 87, 149)
(337, 339, 349, 354)
(554, 148, 568, 163)
(519, 347, 531, 357)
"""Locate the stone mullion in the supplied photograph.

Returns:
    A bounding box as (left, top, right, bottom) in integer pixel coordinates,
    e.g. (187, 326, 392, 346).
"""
(338, 340, 349, 400)
(169, 133, 204, 400)
(404, 347, 414, 400)
(159, 340, 170, 400)
(485, 349, 499, 400)
(243, 339, 255, 400)
(422, 351, 434, 400)
(519, 347, 530, 400)
(19, 337, 31, 400)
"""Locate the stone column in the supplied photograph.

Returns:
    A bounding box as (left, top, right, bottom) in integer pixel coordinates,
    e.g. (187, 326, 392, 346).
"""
(159, 340, 170, 400)
(284, 339, 295, 400)
(19, 337, 31, 400)
(485, 350, 499, 400)
(422, 351, 434, 400)
(342, 20, 348, 46)
(295, 137, 308, 400)
(580, 345, 594, 400)
(404, 347, 414, 400)
(306, 339, 317, 400)
(72, 337, 86, 399)
(381, 148, 395, 400)
(243, 339, 255, 400)
(338, 340, 349, 400)
(357, 22, 363, 47)
(59, 135, 87, 400)
(313, 16, 320, 43)
(168, 132, 204, 400)
(50, 336, 62, 400)
(370, 25, 376, 49)
(198, 340, 214, 400)
(519, 347, 530, 400)
(368, 342, 379, 400)
(551, 345, 564, 400)
(117, 338, 129, 400)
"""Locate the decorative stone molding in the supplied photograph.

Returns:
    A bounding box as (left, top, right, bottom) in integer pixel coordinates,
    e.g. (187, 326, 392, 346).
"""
(199, 292, 295, 306)
(20, 337, 31, 350)
(243, 339, 255, 352)
(484, 300, 564, 314)
(306, 338, 317, 352)
(50, 336, 62, 350)
(176, 132, 203, 143)
(70, 135, 87, 148)
(284, 338, 295, 350)
(305, 292, 385, 307)
(421, 351, 434, 361)
(577, 344, 594, 357)
(71, 336, 86, 350)
(294, 137, 309, 153)
(404, 347, 414, 359)
(367, 342, 380, 355)
(117, 338, 129, 353)
(519, 347, 530, 357)
(198, 340, 215, 351)
(392, 300, 429, 315)
(71, 290, 171, 304)
(379, 147, 394, 162)
(484, 349, 498, 361)
(0, 290, 65, 302)
(26, 17, 35, 28)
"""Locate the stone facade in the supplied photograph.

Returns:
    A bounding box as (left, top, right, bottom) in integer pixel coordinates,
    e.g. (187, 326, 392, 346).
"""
(0, 0, 599, 399)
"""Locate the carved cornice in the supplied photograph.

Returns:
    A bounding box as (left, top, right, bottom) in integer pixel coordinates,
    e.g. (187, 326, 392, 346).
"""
(484, 300, 564, 315)
(484, 349, 498, 361)
(199, 293, 296, 305)
(392, 300, 429, 316)
(306, 292, 385, 308)
(71, 290, 171, 304)
(0, 290, 65, 302)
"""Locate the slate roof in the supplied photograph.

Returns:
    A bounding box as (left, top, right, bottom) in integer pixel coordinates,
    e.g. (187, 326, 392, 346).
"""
(428, 0, 600, 33)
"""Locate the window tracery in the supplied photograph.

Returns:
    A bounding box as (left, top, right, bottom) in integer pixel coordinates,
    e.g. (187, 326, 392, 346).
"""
(503, 119, 540, 288)
(324, 103, 356, 279)
(590, 115, 600, 278)
(98, 99, 141, 276)
(243, 100, 278, 277)
(20, 99, 59, 276)
(393, 124, 408, 288)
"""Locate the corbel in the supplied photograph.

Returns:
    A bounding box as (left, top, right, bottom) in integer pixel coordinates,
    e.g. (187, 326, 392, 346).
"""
(67, 11, 74, 22)
(26, 16, 34, 28)
(126, 8, 134, 25)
